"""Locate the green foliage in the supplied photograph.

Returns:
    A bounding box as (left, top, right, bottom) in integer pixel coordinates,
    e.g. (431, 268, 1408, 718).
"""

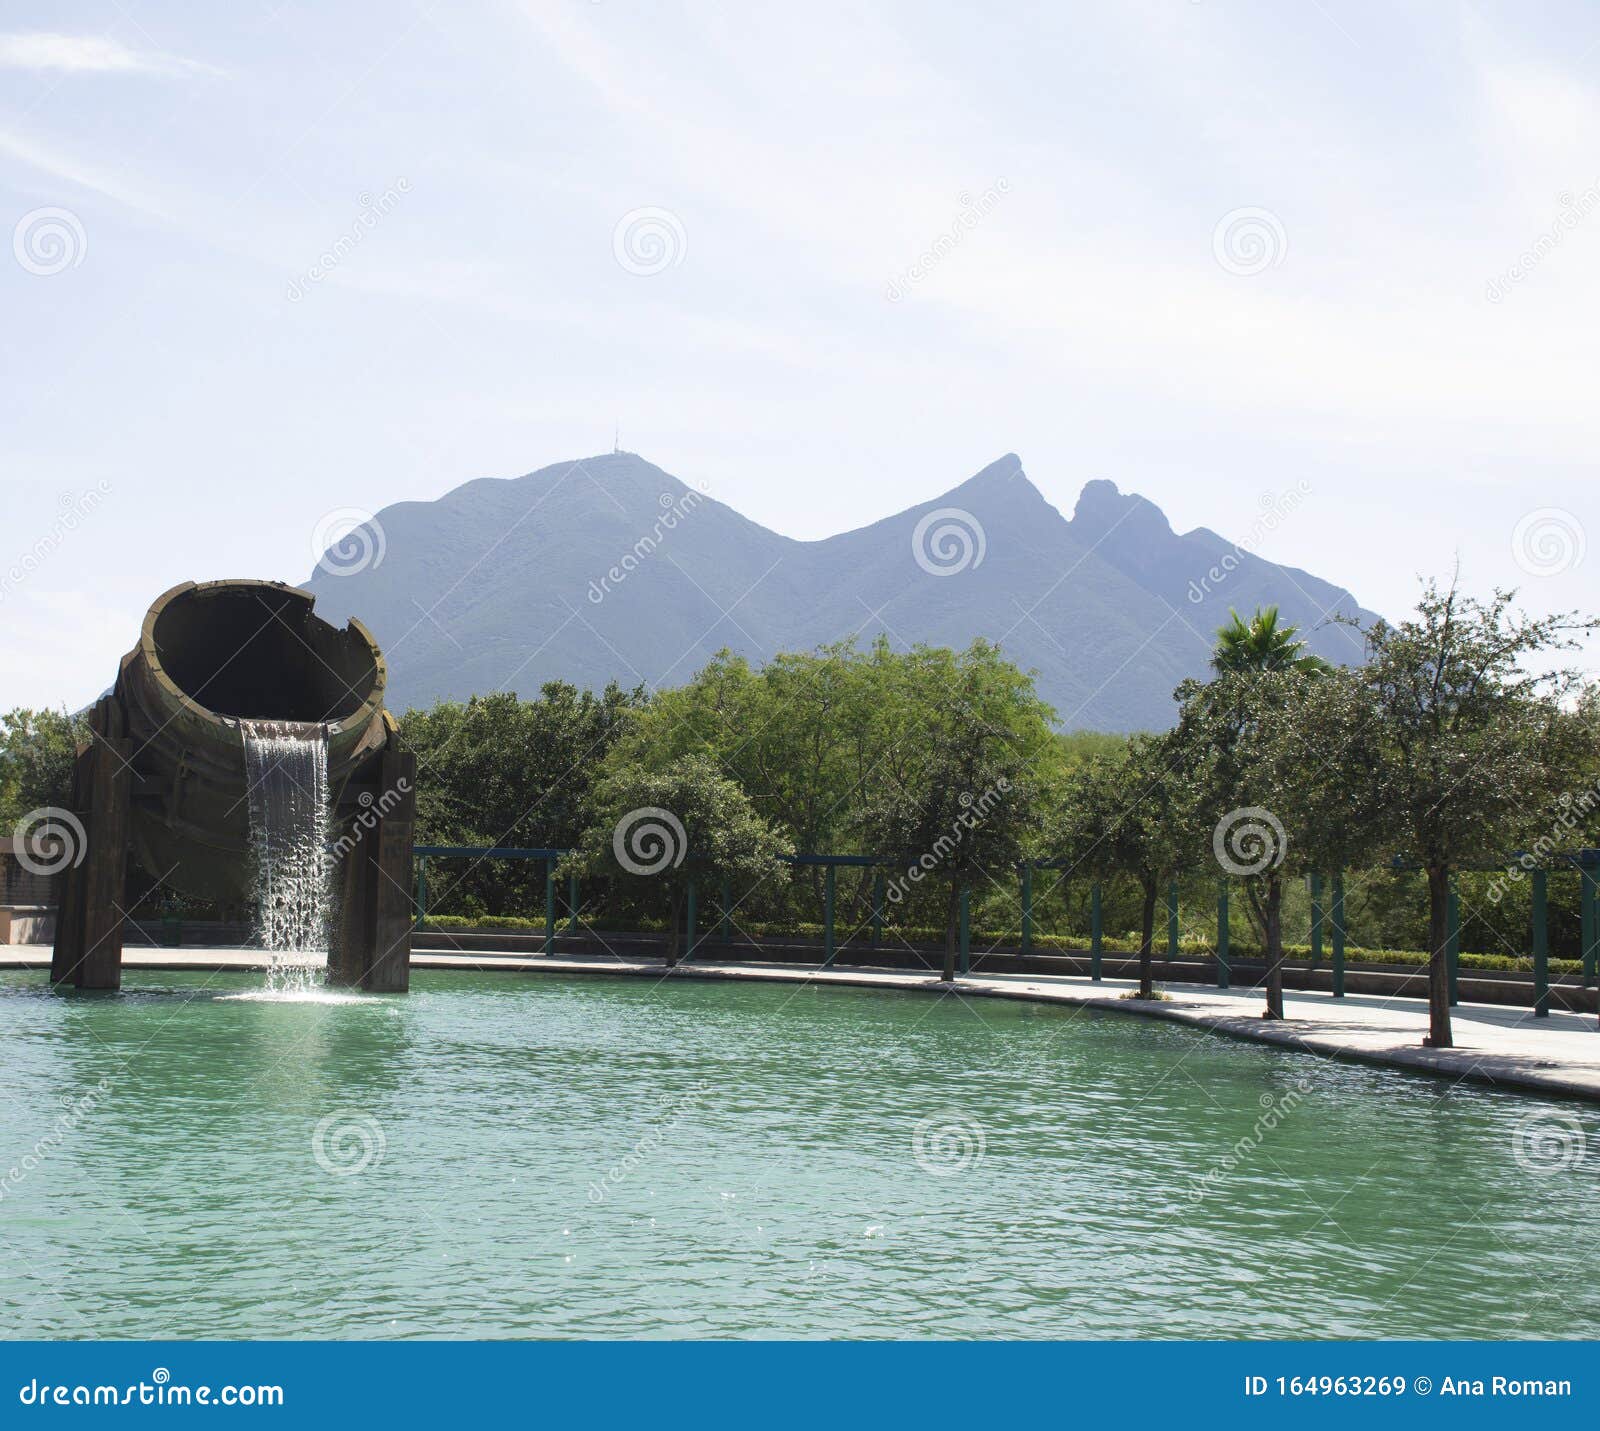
(563, 753, 786, 962)
(1211, 605, 1333, 676)
(0, 708, 84, 827)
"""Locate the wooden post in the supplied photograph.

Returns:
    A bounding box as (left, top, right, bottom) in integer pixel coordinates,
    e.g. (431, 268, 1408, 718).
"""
(1532, 868, 1550, 1019)
(1166, 880, 1179, 960)
(1331, 872, 1346, 999)
(685, 878, 697, 961)
(1216, 879, 1230, 990)
(415, 855, 428, 930)
(1446, 876, 1461, 1008)
(1090, 882, 1103, 982)
(871, 870, 884, 948)
(50, 731, 133, 990)
(331, 742, 416, 992)
(1580, 858, 1597, 990)
(567, 871, 580, 935)
(822, 864, 836, 968)
(544, 860, 556, 954)
(1020, 864, 1033, 953)
(1309, 872, 1324, 965)
(958, 886, 970, 976)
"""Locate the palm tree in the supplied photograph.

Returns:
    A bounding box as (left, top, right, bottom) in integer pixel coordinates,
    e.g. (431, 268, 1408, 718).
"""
(1211, 606, 1332, 676)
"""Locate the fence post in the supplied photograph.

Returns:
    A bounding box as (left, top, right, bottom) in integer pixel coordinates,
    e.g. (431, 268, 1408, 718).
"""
(1090, 882, 1103, 982)
(544, 859, 556, 954)
(1309, 872, 1323, 965)
(1166, 880, 1179, 960)
(959, 886, 970, 976)
(1216, 879, 1230, 989)
(567, 871, 580, 936)
(415, 855, 428, 930)
(1581, 858, 1597, 990)
(1021, 863, 1033, 953)
(685, 878, 697, 962)
(871, 870, 884, 949)
(1532, 868, 1550, 1018)
(720, 877, 732, 942)
(1446, 875, 1461, 1008)
(1331, 872, 1346, 999)
(823, 863, 836, 968)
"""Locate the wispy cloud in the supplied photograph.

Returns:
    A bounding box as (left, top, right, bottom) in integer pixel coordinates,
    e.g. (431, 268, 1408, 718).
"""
(0, 32, 214, 78)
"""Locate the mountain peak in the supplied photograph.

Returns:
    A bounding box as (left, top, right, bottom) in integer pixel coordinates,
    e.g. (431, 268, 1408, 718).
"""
(1071, 478, 1174, 544)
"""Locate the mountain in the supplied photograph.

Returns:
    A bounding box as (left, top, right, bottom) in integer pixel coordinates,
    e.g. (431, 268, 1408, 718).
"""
(303, 452, 1379, 731)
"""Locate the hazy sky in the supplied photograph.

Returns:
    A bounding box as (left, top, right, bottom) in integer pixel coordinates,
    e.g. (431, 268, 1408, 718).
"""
(3, 1, 1596, 710)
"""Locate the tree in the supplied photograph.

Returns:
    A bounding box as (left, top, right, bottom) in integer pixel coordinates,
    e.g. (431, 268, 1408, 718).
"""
(563, 754, 785, 965)
(1054, 732, 1197, 997)
(1357, 580, 1597, 1047)
(0, 708, 84, 828)
(852, 640, 1056, 980)
(1211, 606, 1332, 677)
(398, 681, 639, 916)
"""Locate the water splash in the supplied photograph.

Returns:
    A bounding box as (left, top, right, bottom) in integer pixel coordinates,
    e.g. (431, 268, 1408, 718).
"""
(241, 721, 332, 992)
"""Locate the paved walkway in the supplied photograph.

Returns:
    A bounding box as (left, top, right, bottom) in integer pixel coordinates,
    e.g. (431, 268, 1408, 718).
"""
(5, 944, 1598, 1102)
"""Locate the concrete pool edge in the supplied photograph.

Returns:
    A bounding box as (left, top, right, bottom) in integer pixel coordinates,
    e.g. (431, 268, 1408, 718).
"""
(6, 944, 1600, 1103)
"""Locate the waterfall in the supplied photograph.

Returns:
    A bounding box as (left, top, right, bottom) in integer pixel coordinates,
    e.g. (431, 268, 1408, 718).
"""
(241, 721, 332, 986)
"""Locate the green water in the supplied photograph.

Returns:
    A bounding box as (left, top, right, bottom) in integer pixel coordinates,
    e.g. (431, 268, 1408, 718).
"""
(1, 968, 1595, 1340)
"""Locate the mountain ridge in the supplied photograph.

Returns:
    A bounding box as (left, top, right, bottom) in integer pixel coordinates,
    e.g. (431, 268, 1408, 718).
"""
(303, 452, 1379, 730)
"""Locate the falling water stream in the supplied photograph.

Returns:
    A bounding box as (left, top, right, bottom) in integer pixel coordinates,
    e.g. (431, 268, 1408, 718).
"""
(241, 720, 332, 991)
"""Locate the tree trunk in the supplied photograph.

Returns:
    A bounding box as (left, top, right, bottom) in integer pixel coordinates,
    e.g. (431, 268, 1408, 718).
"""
(1424, 864, 1453, 1048)
(941, 881, 960, 982)
(1263, 873, 1284, 1018)
(1138, 877, 1158, 997)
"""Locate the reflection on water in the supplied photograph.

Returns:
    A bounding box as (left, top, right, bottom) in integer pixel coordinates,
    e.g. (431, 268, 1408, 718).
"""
(0, 968, 1595, 1340)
